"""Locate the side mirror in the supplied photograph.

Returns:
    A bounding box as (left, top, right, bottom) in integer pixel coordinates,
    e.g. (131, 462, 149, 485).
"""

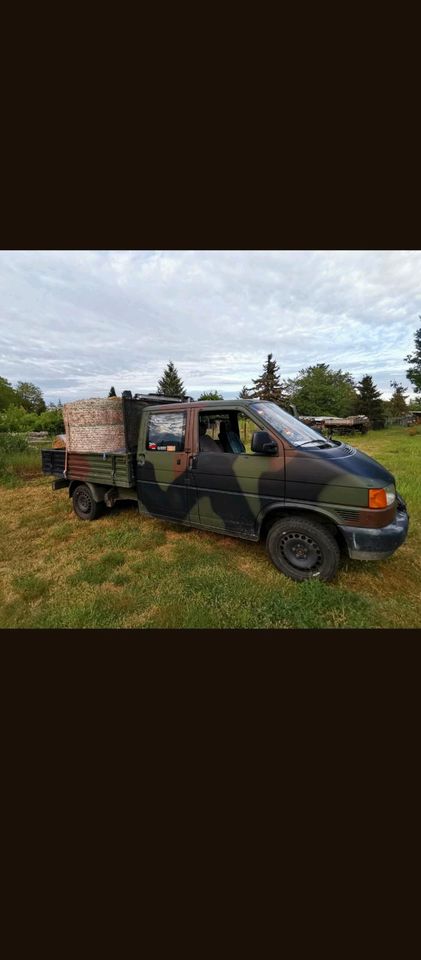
(251, 431, 278, 455)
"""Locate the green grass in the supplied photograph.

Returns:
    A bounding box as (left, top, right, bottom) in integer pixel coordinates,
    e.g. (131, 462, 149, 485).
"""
(0, 426, 420, 629)
(0, 447, 46, 487)
(69, 551, 126, 585)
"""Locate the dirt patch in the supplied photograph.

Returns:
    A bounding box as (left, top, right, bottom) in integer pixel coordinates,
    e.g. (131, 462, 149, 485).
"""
(123, 605, 160, 627)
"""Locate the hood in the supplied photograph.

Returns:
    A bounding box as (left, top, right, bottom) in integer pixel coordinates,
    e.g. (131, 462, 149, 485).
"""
(286, 442, 395, 489)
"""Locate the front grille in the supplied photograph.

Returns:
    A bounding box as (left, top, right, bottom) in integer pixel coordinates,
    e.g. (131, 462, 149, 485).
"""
(334, 508, 362, 525)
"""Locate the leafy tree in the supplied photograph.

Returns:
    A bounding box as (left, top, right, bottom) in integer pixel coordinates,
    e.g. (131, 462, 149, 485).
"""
(0, 377, 18, 411)
(0, 402, 64, 435)
(0, 405, 20, 431)
(0, 405, 38, 433)
(157, 361, 185, 397)
(251, 354, 284, 402)
(108, 386, 117, 397)
(405, 321, 421, 396)
(354, 375, 385, 425)
(15, 381, 46, 414)
(197, 391, 224, 401)
(38, 406, 65, 434)
(289, 363, 357, 417)
(389, 381, 408, 416)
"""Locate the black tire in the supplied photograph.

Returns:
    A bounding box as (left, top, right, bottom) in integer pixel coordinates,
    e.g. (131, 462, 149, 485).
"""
(72, 484, 103, 521)
(266, 516, 340, 582)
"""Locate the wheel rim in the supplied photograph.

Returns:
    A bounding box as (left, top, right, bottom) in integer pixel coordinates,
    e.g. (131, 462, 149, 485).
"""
(76, 488, 92, 514)
(279, 531, 322, 572)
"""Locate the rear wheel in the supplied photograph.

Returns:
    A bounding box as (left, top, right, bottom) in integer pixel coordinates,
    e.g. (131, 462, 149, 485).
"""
(266, 516, 340, 582)
(72, 484, 103, 521)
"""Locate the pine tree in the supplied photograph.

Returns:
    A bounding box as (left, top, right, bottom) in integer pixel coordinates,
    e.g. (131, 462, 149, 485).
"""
(251, 354, 283, 402)
(238, 385, 250, 399)
(355, 375, 385, 425)
(405, 321, 421, 396)
(157, 361, 185, 397)
(108, 386, 117, 397)
(389, 381, 408, 416)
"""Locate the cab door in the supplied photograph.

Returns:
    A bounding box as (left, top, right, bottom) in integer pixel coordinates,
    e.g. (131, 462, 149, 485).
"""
(189, 407, 285, 536)
(137, 408, 191, 522)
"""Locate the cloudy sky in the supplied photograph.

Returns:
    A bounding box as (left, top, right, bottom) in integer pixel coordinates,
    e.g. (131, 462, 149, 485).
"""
(1, 250, 420, 403)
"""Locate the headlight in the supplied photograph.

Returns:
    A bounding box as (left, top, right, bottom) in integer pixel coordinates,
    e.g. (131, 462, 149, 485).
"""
(385, 483, 396, 506)
(368, 484, 395, 508)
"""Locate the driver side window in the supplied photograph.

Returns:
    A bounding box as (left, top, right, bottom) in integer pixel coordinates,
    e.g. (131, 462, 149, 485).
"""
(198, 411, 262, 454)
(237, 413, 264, 453)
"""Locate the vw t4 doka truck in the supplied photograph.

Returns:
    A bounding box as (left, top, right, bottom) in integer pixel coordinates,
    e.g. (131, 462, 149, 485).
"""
(42, 395, 409, 582)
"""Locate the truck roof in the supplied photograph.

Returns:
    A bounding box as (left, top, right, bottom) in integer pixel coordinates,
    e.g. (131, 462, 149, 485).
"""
(143, 399, 257, 412)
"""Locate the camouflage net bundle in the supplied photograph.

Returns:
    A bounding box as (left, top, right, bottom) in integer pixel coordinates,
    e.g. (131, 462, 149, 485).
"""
(63, 397, 126, 452)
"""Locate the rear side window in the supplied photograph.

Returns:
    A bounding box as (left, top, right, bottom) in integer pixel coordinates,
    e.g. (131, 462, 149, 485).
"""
(146, 412, 186, 452)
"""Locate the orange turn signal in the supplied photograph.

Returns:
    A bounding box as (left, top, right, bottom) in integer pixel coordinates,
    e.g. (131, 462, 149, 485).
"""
(368, 488, 387, 509)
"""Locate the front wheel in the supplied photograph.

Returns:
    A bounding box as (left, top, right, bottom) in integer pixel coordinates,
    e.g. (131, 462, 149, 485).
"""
(72, 484, 104, 521)
(266, 516, 340, 582)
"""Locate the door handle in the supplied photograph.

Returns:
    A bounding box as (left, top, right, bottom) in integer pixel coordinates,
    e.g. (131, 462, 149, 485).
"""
(188, 455, 198, 470)
(139, 454, 145, 467)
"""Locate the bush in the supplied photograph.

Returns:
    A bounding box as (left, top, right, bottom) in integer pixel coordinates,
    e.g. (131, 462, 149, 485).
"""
(37, 408, 65, 435)
(0, 433, 29, 453)
(0, 404, 64, 436)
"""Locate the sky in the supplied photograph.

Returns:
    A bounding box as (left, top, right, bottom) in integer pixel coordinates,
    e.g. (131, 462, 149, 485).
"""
(0, 249, 420, 404)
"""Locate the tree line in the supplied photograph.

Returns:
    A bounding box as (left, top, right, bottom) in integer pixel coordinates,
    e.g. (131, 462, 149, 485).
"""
(1, 322, 420, 434)
(0, 380, 64, 434)
(149, 322, 421, 423)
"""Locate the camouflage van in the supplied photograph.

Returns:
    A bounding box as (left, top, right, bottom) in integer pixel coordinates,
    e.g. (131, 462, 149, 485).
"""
(42, 399, 409, 582)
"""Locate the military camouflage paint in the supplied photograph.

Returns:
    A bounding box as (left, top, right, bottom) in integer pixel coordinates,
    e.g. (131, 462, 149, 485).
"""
(134, 401, 398, 538)
(65, 451, 134, 488)
(42, 400, 408, 559)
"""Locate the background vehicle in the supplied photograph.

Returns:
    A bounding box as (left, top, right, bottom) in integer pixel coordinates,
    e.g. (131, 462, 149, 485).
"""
(288, 404, 369, 436)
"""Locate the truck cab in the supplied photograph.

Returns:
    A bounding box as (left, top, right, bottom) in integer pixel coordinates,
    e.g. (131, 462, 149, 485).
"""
(134, 399, 409, 579)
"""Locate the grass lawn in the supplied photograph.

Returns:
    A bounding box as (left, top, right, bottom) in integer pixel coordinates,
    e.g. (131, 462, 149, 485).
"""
(0, 426, 420, 629)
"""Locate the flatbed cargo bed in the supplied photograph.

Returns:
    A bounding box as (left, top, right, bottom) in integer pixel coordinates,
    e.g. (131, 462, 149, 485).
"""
(41, 448, 135, 488)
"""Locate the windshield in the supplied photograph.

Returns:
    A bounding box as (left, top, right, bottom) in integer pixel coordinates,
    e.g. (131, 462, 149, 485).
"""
(250, 401, 334, 448)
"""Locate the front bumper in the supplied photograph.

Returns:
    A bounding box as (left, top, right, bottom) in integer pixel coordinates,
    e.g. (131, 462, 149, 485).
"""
(339, 494, 409, 562)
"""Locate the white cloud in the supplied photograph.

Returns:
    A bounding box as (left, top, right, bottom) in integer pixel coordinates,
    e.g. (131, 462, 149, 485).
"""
(0, 250, 420, 402)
